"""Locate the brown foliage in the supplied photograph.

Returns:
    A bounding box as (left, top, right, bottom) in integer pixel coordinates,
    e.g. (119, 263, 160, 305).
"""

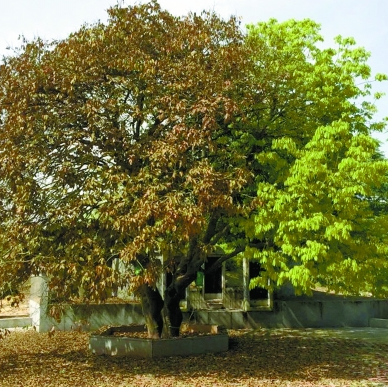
(0, 1, 252, 307)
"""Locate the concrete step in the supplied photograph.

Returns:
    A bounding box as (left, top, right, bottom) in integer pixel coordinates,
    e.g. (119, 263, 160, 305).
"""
(0, 316, 32, 329)
(370, 318, 388, 329)
(206, 300, 224, 310)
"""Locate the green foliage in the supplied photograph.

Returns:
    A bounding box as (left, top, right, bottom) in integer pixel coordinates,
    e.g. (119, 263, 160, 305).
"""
(237, 19, 388, 297)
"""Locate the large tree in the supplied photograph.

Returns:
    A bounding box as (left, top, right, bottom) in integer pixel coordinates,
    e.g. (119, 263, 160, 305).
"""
(228, 19, 388, 298)
(0, 2, 387, 337)
(0, 1, 251, 337)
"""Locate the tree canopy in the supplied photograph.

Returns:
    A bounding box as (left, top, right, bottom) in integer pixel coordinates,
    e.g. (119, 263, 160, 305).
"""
(0, 1, 387, 337)
(237, 20, 388, 297)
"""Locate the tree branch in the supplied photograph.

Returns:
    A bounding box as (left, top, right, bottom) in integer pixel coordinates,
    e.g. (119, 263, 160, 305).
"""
(203, 213, 219, 244)
(209, 224, 230, 245)
(204, 245, 245, 275)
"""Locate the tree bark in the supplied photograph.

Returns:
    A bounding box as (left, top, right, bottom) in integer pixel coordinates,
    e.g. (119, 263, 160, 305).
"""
(164, 271, 197, 337)
(164, 284, 183, 337)
(139, 284, 164, 339)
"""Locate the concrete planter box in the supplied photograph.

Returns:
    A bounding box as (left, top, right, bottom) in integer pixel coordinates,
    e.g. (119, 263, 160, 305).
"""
(89, 324, 229, 358)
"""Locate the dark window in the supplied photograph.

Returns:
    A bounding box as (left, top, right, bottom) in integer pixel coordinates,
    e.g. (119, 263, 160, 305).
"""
(249, 262, 268, 300)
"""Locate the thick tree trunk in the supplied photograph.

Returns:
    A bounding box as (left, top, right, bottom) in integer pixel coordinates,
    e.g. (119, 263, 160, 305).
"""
(164, 272, 197, 337)
(164, 286, 183, 337)
(139, 284, 164, 339)
(164, 236, 207, 337)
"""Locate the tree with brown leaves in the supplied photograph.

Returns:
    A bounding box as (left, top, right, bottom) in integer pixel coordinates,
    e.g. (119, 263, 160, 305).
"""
(0, 1, 252, 338)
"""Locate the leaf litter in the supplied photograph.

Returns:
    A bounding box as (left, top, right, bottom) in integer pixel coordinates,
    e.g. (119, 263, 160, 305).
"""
(0, 328, 387, 386)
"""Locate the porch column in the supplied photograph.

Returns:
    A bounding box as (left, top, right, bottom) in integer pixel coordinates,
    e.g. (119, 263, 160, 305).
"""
(242, 257, 250, 311)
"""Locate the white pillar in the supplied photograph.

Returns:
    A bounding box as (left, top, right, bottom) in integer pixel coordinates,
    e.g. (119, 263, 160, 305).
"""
(242, 257, 250, 311)
(29, 275, 51, 332)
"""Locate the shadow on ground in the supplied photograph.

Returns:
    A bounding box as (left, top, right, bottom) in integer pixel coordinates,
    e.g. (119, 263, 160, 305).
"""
(0, 328, 387, 386)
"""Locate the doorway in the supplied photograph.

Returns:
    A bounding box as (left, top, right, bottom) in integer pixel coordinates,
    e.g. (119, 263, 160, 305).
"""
(249, 262, 269, 306)
(204, 256, 222, 301)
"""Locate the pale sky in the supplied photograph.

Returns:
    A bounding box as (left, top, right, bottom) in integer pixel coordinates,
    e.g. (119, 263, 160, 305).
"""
(1, 0, 387, 154)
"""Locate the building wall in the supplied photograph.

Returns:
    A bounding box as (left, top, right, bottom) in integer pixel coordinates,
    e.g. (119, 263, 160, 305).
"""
(31, 296, 388, 332)
(193, 299, 388, 329)
(30, 275, 388, 332)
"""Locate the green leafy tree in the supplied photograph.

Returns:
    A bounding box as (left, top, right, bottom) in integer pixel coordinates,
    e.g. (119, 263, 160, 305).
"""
(237, 20, 388, 297)
(0, 3, 387, 338)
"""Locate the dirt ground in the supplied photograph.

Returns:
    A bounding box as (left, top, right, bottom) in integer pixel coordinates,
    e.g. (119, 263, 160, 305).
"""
(1, 328, 388, 387)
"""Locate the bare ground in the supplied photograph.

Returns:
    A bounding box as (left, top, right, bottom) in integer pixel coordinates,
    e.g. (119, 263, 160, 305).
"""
(0, 328, 387, 387)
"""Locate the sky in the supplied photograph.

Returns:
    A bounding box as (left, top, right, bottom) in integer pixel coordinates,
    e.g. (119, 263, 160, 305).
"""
(1, 0, 387, 154)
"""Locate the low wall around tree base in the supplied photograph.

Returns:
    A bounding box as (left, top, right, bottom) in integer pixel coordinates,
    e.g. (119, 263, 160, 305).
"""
(90, 325, 228, 357)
